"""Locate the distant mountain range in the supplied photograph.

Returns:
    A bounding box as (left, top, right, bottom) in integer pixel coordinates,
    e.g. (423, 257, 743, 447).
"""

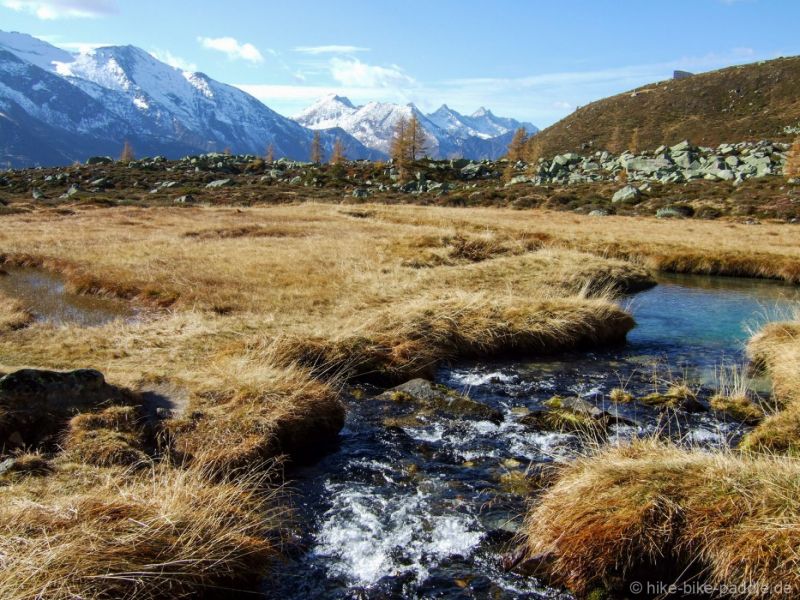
(294, 94, 538, 159)
(0, 31, 381, 167)
(0, 30, 538, 168)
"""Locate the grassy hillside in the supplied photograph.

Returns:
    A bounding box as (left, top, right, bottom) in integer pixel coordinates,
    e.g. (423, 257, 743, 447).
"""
(527, 56, 800, 158)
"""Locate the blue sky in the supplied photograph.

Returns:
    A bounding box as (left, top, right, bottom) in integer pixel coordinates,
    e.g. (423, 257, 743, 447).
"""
(2, 0, 799, 126)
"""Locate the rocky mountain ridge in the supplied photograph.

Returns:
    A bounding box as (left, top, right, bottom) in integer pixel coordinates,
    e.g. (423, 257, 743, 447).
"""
(0, 31, 381, 167)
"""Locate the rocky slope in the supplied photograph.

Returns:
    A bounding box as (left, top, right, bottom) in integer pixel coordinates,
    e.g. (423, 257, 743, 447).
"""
(295, 94, 538, 160)
(527, 55, 800, 159)
(0, 31, 380, 167)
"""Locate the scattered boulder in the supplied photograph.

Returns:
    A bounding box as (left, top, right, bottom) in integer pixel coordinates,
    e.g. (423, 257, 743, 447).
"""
(0, 369, 120, 451)
(86, 156, 113, 165)
(174, 194, 197, 204)
(205, 178, 233, 189)
(611, 185, 641, 204)
(520, 395, 639, 433)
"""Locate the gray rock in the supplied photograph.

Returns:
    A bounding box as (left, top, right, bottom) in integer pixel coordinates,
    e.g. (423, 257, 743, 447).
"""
(66, 184, 80, 197)
(504, 175, 530, 187)
(86, 156, 113, 165)
(378, 379, 503, 424)
(624, 156, 672, 175)
(588, 209, 610, 217)
(289, 176, 303, 185)
(352, 188, 370, 199)
(205, 178, 233, 189)
(174, 194, 197, 204)
(670, 140, 693, 154)
(31, 188, 45, 200)
(612, 185, 641, 203)
(0, 369, 116, 449)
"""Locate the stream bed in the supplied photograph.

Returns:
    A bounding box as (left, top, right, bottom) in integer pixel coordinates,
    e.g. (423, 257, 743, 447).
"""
(270, 274, 798, 599)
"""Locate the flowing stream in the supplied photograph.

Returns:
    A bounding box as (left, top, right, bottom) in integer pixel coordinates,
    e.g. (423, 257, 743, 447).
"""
(269, 274, 798, 599)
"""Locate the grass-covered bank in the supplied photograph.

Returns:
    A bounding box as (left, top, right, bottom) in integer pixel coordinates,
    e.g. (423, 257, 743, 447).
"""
(519, 316, 800, 598)
(0, 203, 651, 597)
(520, 440, 800, 599)
(740, 318, 800, 453)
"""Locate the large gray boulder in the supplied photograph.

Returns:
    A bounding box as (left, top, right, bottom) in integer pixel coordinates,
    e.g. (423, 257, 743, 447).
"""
(624, 156, 672, 175)
(0, 369, 118, 450)
(612, 185, 641, 204)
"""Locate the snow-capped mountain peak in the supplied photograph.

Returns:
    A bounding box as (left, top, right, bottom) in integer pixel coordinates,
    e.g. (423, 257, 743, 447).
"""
(294, 93, 359, 129)
(295, 95, 538, 159)
(0, 29, 382, 167)
(0, 30, 73, 72)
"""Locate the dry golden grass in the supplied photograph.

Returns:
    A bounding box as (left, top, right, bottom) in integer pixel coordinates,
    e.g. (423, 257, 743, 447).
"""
(5, 202, 796, 596)
(0, 291, 33, 332)
(274, 291, 634, 382)
(522, 440, 800, 598)
(369, 205, 800, 283)
(0, 203, 658, 596)
(0, 461, 283, 600)
(166, 359, 345, 473)
(741, 319, 800, 453)
(64, 405, 149, 467)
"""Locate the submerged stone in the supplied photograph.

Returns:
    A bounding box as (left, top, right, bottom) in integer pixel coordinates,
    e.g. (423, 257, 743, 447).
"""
(378, 378, 503, 423)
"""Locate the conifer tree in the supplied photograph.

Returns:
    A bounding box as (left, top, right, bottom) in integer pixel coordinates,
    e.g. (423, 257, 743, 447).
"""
(507, 128, 528, 162)
(310, 131, 322, 164)
(265, 144, 275, 163)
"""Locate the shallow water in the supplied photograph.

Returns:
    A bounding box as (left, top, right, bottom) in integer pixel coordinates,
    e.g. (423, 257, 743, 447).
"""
(0, 267, 133, 327)
(269, 274, 799, 599)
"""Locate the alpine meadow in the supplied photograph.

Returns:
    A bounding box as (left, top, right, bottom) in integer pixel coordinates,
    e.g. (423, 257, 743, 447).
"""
(1, 2, 800, 599)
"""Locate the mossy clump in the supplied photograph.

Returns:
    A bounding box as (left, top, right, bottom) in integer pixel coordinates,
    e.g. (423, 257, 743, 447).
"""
(709, 394, 763, 425)
(640, 384, 702, 411)
(609, 388, 634, 403)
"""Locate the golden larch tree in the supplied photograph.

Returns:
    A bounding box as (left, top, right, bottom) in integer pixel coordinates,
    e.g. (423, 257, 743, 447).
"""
(265, 144, 275, 163)
(120, 140, 135, 162)
(330, 137, 346, 165)
(390, 117, 408, 165)
(507, 128, 528, 162)
(406, 115, 428, 162)
(310, 131, 322, 164)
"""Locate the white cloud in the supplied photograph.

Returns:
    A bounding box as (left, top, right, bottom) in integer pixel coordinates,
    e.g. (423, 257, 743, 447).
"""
(239, 46, 792, 127)
(294, 45, 370, 55)
(329, 57, 415, 88)
(149, 49, 197, 72)
(2, 0, 117, 19)
(198, 36, 264, 63)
